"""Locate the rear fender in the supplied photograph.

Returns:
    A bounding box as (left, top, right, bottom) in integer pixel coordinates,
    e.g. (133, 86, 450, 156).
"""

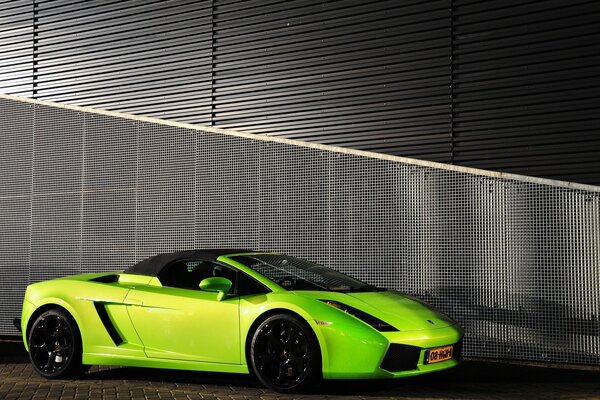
(22, 297, 85, 352)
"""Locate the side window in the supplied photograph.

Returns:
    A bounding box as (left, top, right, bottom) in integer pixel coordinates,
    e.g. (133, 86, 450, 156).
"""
(158, 260, 236, 291)
(210, 263, 237, 285)
(236, 272, 270, 296)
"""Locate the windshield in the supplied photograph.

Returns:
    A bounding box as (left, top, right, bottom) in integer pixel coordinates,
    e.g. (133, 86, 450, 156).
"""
(229, 254, 382, 292)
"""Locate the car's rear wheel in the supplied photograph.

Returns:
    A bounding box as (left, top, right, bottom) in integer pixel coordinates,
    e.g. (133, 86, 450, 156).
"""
(250, 314, 320, 393)
(28, 308, 85, 379)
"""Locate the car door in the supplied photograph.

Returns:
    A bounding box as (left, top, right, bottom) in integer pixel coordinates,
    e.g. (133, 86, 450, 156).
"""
(124, 259, 240, 364)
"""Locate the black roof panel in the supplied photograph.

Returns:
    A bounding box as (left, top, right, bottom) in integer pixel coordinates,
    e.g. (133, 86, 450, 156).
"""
(125, 249, 254, 277)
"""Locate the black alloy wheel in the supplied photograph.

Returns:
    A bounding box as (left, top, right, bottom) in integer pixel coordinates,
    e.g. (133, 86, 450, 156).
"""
(250, 314, 320, 392)
(28, 309, 84, 378)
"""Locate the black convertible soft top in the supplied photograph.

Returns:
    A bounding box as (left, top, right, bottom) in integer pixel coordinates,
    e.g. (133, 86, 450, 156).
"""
(125, 249, 254, 277)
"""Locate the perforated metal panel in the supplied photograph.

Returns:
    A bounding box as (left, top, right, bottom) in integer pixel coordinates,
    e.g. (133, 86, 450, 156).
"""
(0, 98, 32, 335)
(0, 95, 598, 367)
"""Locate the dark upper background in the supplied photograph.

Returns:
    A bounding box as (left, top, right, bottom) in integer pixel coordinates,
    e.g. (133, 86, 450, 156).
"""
(1, 0, 599, 185)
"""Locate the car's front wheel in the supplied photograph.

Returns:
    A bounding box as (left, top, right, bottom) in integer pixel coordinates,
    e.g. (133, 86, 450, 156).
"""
(250, 313, 321, 393)
(28, 308, 85, 379)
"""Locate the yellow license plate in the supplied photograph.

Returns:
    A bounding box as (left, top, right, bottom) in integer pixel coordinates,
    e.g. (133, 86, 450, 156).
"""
(425, 345, 453, 364)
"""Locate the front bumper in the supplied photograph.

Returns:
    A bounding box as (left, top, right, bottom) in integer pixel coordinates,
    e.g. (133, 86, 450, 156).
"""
(379, 337, 463, 378)
(318, 321, 464, 379)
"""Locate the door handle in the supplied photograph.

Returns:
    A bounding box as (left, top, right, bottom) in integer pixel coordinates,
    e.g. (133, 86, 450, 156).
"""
(126, 298, 144, 306)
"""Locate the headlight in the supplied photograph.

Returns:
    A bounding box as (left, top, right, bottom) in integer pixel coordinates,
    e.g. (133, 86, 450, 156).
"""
(320, 300, 398, 332)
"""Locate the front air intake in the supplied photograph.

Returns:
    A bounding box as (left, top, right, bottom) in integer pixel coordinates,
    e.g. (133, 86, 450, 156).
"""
(380, 343, 421, 372)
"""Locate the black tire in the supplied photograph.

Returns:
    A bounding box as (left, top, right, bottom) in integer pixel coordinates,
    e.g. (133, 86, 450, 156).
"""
(249, 314, 321, 393)
(28, 308, 86, 379)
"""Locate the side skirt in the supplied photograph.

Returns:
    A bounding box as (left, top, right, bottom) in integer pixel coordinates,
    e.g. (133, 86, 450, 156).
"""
(82, 353, 250, 374)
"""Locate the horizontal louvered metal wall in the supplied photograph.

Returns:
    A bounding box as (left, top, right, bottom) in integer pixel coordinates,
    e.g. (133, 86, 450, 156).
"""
(0, 0, 33, 97)
(1, 1, 599, 183)
(212, 0, 452, 162)
(33, 0, 214, 125)
(451, 0, 600, 185)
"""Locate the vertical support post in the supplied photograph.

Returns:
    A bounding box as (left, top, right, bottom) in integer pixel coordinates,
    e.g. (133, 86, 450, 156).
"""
(32, 0, 38, 98)
(211, 0, 216, 127)
(450, 0, 455, 165)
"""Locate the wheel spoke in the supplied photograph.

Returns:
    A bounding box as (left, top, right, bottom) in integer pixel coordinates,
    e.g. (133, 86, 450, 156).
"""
(57, 326, 70, 337)
(283, 328, 300, 345)
(31, 344, 47, 360)
(289, 355, 306, 374)
(41, 319, 53, 337)
(31, 343, 47, 354)
(44, 351, 55, 370)
(51, 320, 63, 336)
(276, 362, 288, 383)
(265, 328, 280, 353)
(56, 330, 71, 348)
(256, 353, 271, 369)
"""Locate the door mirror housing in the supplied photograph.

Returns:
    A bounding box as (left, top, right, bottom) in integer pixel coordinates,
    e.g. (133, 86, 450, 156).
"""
(199, 277, 232, 301)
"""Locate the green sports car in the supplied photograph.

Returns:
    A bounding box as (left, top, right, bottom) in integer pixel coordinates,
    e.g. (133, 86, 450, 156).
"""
(21, 249, 463, 392)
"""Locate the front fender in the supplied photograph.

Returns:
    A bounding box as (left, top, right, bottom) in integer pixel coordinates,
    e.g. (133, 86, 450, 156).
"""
(239, 293, 333, 371)
(239, 292, 389, 375)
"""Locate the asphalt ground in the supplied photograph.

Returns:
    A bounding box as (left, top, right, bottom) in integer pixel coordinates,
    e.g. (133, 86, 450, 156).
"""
(0, 339, 598, 399)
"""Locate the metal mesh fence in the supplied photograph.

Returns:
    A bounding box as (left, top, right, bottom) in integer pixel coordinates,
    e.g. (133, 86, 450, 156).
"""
(0, 95, 598, 366)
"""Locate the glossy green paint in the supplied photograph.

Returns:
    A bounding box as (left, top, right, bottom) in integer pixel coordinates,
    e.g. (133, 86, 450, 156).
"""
(125, 283, 240, 363)
(21, 252, 463, 380)
(199, 276, 233, 300)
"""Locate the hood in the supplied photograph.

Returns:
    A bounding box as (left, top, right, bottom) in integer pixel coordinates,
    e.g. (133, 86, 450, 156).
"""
(295, 290, 455, 331)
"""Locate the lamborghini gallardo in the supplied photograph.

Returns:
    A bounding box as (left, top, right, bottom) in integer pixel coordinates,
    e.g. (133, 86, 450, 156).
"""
(21, 249, 463, 392)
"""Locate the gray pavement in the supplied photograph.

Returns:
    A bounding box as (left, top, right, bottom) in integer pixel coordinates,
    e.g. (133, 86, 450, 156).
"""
(1, 339, 598, 399)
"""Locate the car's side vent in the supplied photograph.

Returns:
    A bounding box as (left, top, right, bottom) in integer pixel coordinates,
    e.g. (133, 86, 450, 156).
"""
(91, 274, 120, 283)
(93, 302, 123, 346)
(380, 343, 421, 372)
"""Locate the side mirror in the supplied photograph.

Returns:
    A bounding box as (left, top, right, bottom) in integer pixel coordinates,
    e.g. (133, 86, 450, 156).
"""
(199, 277, 232, 301)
